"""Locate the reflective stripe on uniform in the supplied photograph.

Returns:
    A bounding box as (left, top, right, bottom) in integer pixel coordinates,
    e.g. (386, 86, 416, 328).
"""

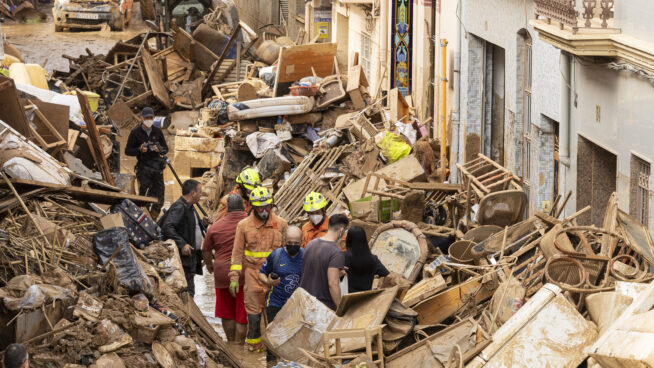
(230, 264, 242, 271)
(244, 249, 271, 258)
(246, 337, 262, 344)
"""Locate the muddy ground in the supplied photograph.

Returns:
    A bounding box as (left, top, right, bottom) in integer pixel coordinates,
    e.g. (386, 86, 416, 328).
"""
(3, 5, 264, 366)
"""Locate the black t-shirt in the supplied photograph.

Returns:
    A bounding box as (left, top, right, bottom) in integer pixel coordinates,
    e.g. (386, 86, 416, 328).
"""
(344, 253, 390, 293)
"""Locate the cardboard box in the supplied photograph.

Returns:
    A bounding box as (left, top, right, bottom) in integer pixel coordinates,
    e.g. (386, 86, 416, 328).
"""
(100, 213, 125, 229)
(174, 135, 224, 153)
(170, 151, 222, 177)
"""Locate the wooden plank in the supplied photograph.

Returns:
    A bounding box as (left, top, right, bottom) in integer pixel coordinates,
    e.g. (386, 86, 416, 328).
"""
(413, 276, 497, 325)
(401, 273, 447, 307)
(76, 90, 115, 186)
(0, 178, 156, 205)
(213, 37, 259, 85)
(141, 48, 172, 109)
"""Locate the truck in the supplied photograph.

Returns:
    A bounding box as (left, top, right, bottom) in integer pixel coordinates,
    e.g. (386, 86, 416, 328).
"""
(52, 0, 133, 32)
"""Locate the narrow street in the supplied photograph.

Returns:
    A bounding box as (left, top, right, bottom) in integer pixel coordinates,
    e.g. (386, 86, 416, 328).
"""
(1, 0, 654, 367)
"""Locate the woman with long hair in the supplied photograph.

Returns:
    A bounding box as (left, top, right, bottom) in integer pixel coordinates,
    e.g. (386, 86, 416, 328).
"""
(344, 226, 390, 293)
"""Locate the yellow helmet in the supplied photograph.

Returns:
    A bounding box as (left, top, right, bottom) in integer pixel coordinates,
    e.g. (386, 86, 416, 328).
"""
(235, 168, 261, 191)
(303, 191, 328, 212)
(249, 186, 273, 207)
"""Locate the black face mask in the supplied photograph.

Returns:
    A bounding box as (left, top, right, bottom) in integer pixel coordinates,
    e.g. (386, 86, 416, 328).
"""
(286, 244, 301, 256)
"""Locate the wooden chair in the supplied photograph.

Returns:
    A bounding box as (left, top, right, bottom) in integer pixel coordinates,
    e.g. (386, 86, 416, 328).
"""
(322, 325, 385, 368)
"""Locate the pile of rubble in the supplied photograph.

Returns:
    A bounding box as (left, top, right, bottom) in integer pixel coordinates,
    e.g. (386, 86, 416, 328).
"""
(2, 2, 654, 368)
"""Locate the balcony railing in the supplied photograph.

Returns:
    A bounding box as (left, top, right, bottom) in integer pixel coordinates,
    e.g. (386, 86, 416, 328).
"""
(534, 0, 614, 33)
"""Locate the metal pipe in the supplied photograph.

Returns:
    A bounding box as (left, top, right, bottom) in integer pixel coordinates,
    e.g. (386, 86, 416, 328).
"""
(450, 8, 462, 183)
(377, 0, 389, 96)
(440, 39, 448, 178)
(560, 51, 571, 167)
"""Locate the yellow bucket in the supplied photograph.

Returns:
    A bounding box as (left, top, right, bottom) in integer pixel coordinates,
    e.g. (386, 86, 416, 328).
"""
(65, 90, 101, 112)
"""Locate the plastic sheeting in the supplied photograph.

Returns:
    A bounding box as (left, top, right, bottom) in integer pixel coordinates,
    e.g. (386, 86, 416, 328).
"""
(245, 132, 281, 158)
(93, 228, 154, 295)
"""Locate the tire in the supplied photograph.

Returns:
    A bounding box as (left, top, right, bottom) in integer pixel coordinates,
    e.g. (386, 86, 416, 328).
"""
(109, 15, 125, 31)
(140, 0, 155, 21)
(54, 24, 64, 32)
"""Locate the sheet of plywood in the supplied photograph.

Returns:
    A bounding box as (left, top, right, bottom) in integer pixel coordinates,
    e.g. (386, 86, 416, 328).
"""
(273, 43, 337, 96)
(32, 100, 69, 143)
(141, 48, 171, 109)
(343, 155, 425, 202)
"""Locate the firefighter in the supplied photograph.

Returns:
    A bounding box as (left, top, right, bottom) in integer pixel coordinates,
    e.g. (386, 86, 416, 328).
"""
(215, 168, 261, 221)
(229, 186, 288, 352)
(301, 192, 330, 247)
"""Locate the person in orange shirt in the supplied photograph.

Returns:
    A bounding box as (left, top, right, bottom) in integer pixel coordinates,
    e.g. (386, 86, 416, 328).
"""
(301, 192, 330, 247)
(228, 186, 288, 352)
(215, 167, 261, 221)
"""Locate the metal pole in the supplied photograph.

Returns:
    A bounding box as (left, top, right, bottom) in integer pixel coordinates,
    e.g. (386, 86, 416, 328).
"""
(440, 39, 448, 179)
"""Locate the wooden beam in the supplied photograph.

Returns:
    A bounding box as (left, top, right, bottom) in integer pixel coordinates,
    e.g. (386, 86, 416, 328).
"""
(0, 178, 157, 205)
(76, 90, 115, 186)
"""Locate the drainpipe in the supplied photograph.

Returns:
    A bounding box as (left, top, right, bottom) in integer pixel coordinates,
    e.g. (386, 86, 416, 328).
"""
(377, 0, 388, 95)
(305, 1, 311, 38)
(450, 2, 462, 183)
(560, 51, 571, 167)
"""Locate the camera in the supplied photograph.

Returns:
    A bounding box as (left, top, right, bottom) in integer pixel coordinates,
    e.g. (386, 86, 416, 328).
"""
(144, 142, 163, 152)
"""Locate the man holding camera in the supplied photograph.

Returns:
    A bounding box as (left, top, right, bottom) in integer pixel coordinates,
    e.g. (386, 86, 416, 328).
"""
(125, 107, 169, 219)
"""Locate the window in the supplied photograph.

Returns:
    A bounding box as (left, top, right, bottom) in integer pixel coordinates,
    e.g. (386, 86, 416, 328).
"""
(630, 155, 650, 225)
(361, 32, 371, 79)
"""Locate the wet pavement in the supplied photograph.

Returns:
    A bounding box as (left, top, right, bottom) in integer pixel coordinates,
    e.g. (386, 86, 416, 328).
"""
(194, 272, 266, 368)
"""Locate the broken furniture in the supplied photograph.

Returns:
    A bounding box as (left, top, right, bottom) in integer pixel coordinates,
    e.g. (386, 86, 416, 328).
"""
(386, 318, 489, 368)
(322, 326, 385, 368)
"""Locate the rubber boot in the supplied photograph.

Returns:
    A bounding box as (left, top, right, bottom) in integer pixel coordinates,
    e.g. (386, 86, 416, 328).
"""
(246, 313, 263, 352)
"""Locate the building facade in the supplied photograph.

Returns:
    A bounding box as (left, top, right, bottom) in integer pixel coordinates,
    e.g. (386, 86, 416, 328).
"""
(451, 0, 654, 232)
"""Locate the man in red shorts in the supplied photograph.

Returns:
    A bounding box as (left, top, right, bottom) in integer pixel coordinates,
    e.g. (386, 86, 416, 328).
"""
(202, 194, 248, 343)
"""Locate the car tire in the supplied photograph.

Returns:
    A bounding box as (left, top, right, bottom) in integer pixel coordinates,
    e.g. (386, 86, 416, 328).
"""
(140, 0, 155, 21)
(54, 25, 64, 32)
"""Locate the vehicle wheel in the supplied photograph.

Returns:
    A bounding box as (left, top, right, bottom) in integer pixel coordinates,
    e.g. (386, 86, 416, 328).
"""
(54, 25, 64, 32)
(140, 0, 155, 21)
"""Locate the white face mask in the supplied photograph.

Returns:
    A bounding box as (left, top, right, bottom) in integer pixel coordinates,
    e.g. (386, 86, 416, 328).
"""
(310, 214, 323, 225)
(143, 119, 154, 128)
(257, 209, 269, 220)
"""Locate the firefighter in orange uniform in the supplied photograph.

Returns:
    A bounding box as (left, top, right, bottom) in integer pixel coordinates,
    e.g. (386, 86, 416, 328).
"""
(215, 168, 260, 221)
(301, 192, 330, 247)
(228, 186, 288, 352)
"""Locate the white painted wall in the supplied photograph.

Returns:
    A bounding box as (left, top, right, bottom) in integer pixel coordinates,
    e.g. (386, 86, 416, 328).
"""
(566, 60, 654, 230)
(459, 0, 562, 213)
(333, 3, 383, 95)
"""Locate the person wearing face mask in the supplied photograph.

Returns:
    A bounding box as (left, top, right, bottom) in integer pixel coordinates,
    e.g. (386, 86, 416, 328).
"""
(162, 179, 211, 296)
(258, 226, 303, 364)
(229, 186, 288, 352)
(301, 192, 330, 248)
(299, 214, 349, 310)
(124, 107, 169, 220)
(214, 167, 261, 221)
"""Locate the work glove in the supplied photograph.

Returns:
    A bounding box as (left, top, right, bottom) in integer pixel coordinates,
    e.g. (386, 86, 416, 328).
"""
(229, 281, 239, 298)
